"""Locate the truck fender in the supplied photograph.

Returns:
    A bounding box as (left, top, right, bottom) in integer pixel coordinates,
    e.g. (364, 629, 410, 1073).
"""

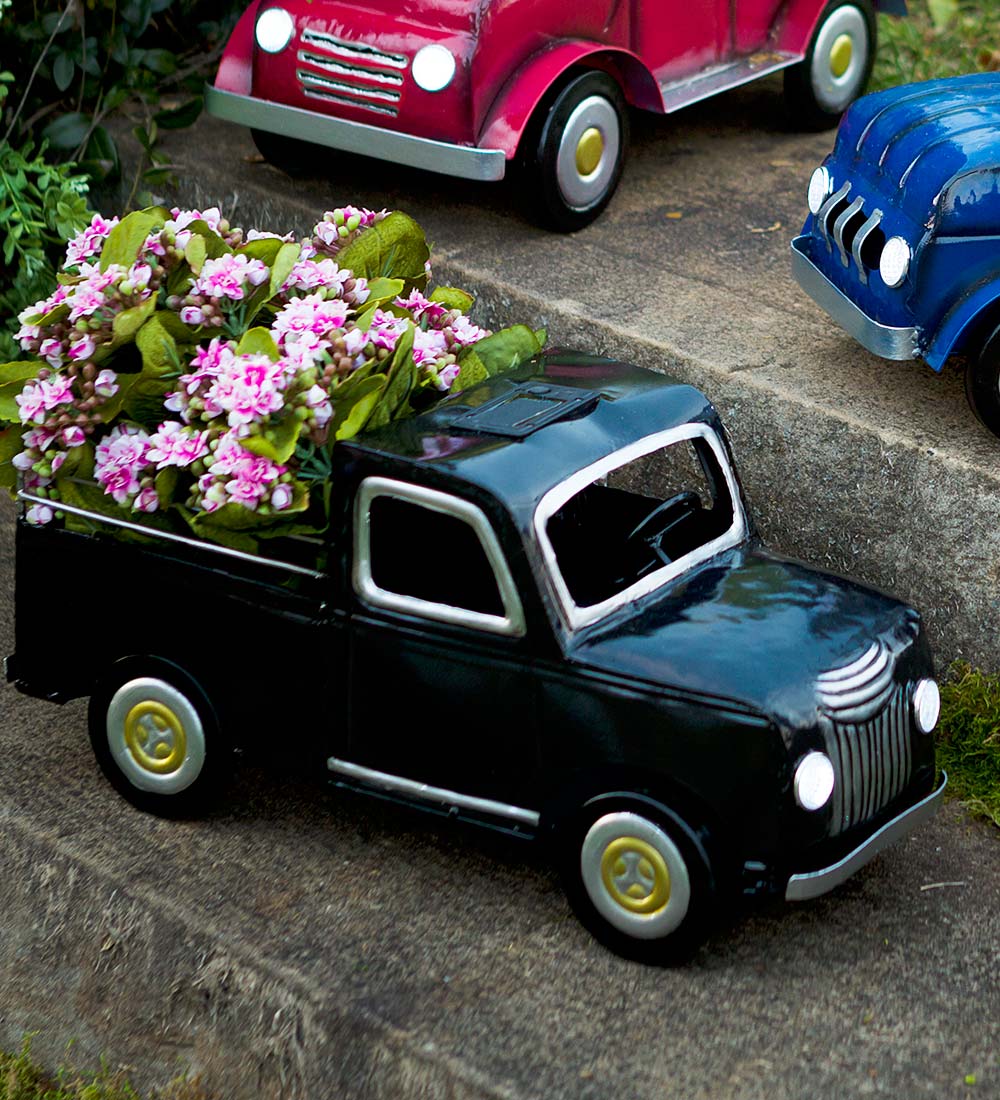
(477, 42, 661, 160)
(925, 279, 1000, 370)
(213, 0, 261, 96)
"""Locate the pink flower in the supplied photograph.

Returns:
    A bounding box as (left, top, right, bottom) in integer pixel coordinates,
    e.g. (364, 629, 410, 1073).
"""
(69, 334, 96, 362)
(26, 503, 54, 526)
(396, 289, 447, 326)
(15, 382, 47, 423)
(62, 426, 86, 448)
(132, 486, 160, 513)
(38, 338, 64, 368)
(180, 306, 205, 326)
(438, 363, 460, 391)
(449, 314, 489, 347)
(366, 310, 408, 352)
(192, 254, 269, 301)
(65, 214, 119, 267)
(95, 424, 152, 504)
(208, 432, 284, 510)
(281, 257, 348, 295)
(412, 327, 448, 366)
(12, 450, 36, 472)
(271, 483, 293, 510)
(40, 375, 75, 410)
(147, 421, 210, 468)
(67, 265, 122, 322)
(272, 294, 349, 343)
(94, 369, 119, 398)
(206, 354, 286, 429)
(171, 206, 222, 232)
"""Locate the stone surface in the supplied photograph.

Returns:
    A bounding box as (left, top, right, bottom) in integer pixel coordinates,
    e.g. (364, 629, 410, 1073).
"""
(1, 81, 998, 1099)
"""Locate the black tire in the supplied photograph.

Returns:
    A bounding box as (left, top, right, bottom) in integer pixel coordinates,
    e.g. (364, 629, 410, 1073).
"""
(520, 70, 628, 232)
(88, 660, 230, 818)
(784, 0, 877, 131)
(965, 321, 1000, 438)
(558, 797, 716, 965)
(251, 128, 313, 177)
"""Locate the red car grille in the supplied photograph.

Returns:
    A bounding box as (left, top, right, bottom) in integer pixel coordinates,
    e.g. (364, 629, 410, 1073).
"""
(297, 29, 407, 117)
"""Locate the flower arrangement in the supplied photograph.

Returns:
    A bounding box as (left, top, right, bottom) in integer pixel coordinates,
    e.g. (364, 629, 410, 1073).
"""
(0, 204, 544, 554)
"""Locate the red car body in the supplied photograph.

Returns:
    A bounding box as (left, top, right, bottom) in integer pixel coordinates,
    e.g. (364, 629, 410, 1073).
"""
(207, 0, 904, 228)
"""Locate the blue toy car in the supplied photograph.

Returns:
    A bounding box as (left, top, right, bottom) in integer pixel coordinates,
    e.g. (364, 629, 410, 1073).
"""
(791, 73, 1000, 436)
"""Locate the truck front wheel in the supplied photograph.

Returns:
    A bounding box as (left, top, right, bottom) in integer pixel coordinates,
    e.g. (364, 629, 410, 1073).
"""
(522, 70, 628, 232)
(88, 665, 230, 817)
(559, 800, 716, 964)
(965, 321, 1000, 438)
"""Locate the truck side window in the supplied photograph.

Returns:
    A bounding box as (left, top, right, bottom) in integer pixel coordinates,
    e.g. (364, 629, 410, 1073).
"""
(353, 477, 526, 636)
(939, 172, 1000, 237)
(368, 496, 504, 616)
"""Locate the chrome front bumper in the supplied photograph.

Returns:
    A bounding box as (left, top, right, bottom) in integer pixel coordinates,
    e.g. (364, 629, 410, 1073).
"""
(785, 773, 946, 901)
(790, 235, 921, 361)
(205, 85, 508, 183)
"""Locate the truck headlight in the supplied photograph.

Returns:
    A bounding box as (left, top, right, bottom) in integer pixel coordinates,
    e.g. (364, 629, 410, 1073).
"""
(255, 7, 294, 54)
(412, 45, 455, 92)
(879, 236, 911, 288)
(807, 167, 832, 215)
(794, 751, 835, 811)
(913, 678, 940, 734)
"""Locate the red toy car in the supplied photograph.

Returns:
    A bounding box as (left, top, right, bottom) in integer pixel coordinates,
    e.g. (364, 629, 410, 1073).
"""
(206, 0, 904, 230)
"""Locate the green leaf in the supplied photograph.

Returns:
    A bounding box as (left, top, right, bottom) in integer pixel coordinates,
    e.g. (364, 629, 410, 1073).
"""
(56, 440, 95, 482)
(96, 373, 141, 424)
(100, 207, 169, 271)
(0, 424, 25, 493)
(184, 233, 207, 274)
(154, 466, 178, 508)
(141, 48, 177, 75)
(42, 112, 90, 150)
(453, 350, 488, 391)
(56, 477, 127, 523)
(0, 362, 44, 421)
(927, 0, 958, 30)
(135, 312, 181, 376)
(364, 276, 405, 306)
(53, 51, 75, 92)
(154, 96, 204, 130)
(268, 241, 301, 298)
(460, 324, 542, 379)
(428, 286, 474, 312)
(237, 238, 283, 265)
(336, 211, 430, 288)
(235, 327, 280, 360)
(122, 378, 174, 426)
(241, 413, 303, 465)
(367, 324, 415, 427)
(110, 295, 158, 350)
(330, 374, 386, 440)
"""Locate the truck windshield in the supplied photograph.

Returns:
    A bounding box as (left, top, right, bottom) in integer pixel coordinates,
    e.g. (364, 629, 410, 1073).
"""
(535, 423, 746, 628)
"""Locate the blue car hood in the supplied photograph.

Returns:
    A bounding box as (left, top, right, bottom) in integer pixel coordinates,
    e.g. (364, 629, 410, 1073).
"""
(570, 547, 919, 727)
(832, 73, 1000, 224)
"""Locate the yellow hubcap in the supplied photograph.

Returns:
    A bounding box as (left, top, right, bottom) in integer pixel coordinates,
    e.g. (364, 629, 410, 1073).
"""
(124, 700, 187, 775)
(829, 33, 853, 78)
(600, 836, 671, 915)
(576, 127, 604, 177)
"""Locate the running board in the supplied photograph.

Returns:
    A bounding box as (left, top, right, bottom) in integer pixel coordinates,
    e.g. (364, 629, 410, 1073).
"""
(658, 50, 801, 113)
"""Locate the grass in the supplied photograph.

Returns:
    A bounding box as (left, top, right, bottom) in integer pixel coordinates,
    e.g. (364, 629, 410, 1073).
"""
(937, 664, 1000, 829)
(0, 1038, 214, 1100)
(873, 0, 1000, 90)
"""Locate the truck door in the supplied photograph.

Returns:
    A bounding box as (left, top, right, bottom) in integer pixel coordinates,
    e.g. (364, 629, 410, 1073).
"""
(343, 477, 539, 815)
(632, 0, 726, 79)
(732, 0, 786, 54)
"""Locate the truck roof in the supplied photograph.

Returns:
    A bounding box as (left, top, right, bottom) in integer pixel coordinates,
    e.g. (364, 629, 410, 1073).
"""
(834, 73, 1000, 222)
(339, 350, 718, 511)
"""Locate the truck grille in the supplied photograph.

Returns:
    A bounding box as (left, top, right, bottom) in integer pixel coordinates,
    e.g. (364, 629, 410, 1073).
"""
(817, 636, 914, 834)
(816, 182, 886, 284)
(297, 30, 407, 117)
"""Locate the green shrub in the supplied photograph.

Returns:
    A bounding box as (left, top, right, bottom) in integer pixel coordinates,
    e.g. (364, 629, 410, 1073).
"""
(938, 663, 1000, 828)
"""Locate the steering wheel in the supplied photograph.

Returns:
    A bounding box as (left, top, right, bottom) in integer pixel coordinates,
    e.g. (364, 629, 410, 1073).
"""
(625, 491, 702, 567)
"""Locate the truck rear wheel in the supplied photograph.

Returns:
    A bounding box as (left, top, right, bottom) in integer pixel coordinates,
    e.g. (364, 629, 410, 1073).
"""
(965, 321, 1000, 438)
(784, 0, 876, 130)
(522, 70, 628, 232)
(88, 664, 229, 817)
(559, 798, 716, 964)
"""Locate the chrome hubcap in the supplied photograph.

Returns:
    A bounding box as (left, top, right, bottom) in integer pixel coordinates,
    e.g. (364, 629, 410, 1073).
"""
(555, 95, 620, 211)
(810, 5, 869, 113)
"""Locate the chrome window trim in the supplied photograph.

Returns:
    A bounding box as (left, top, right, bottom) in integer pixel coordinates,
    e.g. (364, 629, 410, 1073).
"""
(327, 756, 540, 826)
(353, 476, 526, 638)
(533, 424, 748, 633)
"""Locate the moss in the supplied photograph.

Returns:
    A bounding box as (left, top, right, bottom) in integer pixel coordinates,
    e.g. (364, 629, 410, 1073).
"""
(937, 663, 1000, 829)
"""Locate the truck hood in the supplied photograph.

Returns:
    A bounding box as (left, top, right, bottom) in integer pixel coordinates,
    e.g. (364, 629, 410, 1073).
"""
(570, 547, 918, 728)
(833, 73, 1000, 224)
(327, 0, 484, 36)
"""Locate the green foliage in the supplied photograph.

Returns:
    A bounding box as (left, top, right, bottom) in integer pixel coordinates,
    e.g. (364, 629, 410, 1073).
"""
(938, 663, 1000, 829)
(0, 1034, 215, 1099)
(873, 1, 1000, 90)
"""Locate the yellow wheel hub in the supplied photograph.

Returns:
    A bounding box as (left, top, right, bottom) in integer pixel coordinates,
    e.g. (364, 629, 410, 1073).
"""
(600, 836, 672, 915)
(829, 34, 854, 79)
(124, 700, 187, 775)
(576, 127, 604, 177)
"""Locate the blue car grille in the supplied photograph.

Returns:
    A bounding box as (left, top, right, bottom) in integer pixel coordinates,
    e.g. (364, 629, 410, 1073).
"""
(297, 30, 407, 117)
(816, 182, 887, 284)
(817, 636, 915, 834)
